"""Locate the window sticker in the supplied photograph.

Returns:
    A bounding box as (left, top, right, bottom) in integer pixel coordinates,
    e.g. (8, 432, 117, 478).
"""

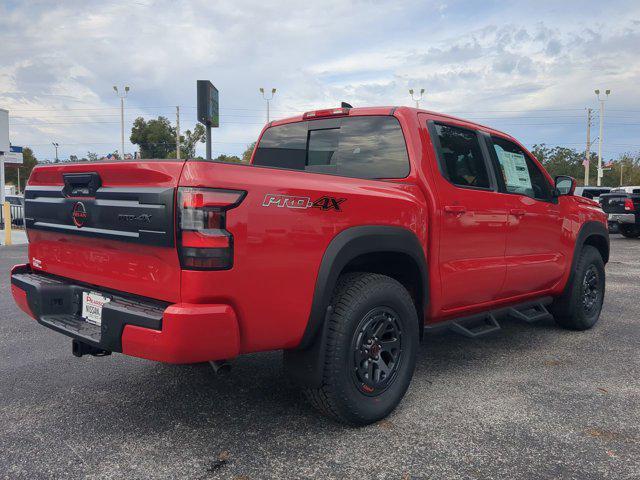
(494, 145, 531, 192)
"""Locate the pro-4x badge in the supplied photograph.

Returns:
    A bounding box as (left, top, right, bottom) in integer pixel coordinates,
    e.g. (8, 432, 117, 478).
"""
(262, 194, 346, 212)
(311, 196, 345, 211)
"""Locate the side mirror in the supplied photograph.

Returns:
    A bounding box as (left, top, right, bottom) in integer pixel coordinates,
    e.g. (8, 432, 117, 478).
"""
(555, 176, 576, 196)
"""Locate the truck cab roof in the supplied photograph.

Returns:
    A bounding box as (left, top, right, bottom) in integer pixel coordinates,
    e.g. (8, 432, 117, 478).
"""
(270, 105, 515, 141)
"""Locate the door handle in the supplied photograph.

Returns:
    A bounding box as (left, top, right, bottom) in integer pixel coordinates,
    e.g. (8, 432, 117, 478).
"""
(444, 205, 466, 215)
(510, 208, 526, 217)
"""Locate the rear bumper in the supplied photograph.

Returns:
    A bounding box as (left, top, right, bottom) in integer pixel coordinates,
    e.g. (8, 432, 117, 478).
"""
(10, 264, 240, 364)
(607, 213, 636, 224)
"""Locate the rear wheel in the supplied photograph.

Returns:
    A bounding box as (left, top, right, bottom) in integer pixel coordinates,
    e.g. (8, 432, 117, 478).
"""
(304, 272, 419, 426)
(619, 224, 640, 238)
(551, 246, 605, 330)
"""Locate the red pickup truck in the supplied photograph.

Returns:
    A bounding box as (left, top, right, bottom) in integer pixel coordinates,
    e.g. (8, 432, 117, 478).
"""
(11, 106, 609, 425)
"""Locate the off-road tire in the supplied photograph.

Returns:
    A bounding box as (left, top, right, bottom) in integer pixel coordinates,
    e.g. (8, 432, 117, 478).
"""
(304, 272, 419, 426)
(551, 245, 605, 330)
(619, 224, 640, 238)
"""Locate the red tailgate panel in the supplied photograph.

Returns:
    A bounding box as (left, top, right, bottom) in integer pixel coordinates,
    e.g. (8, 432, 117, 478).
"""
(28, 230, 181, 303)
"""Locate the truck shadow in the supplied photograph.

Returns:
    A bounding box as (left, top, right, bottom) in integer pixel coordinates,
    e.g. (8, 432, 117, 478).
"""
(49, 316, 567, 436)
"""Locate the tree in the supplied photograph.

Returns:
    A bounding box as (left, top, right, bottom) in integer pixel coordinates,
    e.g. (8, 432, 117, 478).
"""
(531, 144, 601, 186)
(3, 147, 38, 193)
(602, 152, 640, 187)
(242, 142, 256, 163)
(212, 154, 242, 163)
(130, 116, 175, 159)
(181, 124, 206, 159)
(87, 151, 99, 162)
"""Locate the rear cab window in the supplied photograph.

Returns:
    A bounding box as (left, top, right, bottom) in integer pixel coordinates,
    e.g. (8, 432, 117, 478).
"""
(253, 115, 410, 179)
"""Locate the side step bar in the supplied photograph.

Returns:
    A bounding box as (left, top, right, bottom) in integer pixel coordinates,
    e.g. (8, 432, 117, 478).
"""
(449, 314, 501, 338)
(424, 298, 553, 338)
(508, 303, 552, 323)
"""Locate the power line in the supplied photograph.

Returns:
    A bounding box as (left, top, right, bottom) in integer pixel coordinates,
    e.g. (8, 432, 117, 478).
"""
(8, 104, 640, 113)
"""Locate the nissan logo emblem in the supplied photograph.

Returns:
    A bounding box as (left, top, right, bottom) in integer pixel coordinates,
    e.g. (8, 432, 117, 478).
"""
(72, 202, 88, 228)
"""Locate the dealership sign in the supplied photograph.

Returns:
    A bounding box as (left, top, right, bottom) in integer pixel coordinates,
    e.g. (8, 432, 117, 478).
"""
(1, 145, 23, 164)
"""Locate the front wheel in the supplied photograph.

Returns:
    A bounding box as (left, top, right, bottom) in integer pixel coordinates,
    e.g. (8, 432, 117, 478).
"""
(304, 272, 419, 426)
(551, 245, 605, 330)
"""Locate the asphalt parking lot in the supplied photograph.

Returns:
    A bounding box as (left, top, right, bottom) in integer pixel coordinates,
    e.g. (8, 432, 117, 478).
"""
(1, 237, 639, 480)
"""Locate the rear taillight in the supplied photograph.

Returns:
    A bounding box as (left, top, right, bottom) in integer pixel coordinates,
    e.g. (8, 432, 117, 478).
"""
(177, 187, 245, 270)
(625, 198, 635, 211)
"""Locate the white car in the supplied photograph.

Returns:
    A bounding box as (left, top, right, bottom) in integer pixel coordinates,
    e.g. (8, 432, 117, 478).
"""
(574, 186, 612, 203)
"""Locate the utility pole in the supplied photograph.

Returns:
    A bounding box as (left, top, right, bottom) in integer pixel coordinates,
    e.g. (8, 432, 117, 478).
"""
(409, 88, 425, 108)
(176, 106, 181, 160)
(113, 85, 130, 159)
(52, 142, 59, 162)
(595, 89, 611, 187)
(260, 87, 276, 123)
(584, 108, 592, 186)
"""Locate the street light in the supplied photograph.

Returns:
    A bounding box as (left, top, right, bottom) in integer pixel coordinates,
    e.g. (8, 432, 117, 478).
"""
(260, 87, 277, 123)
(409, 88, 425, 108)
(594, 89, 611, 187)
(52, 142, 59, 162)
(113, 85, 130, 159)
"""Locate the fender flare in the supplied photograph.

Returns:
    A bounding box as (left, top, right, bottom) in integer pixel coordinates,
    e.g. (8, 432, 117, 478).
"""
(563, 220, 609, 294)
(299, 225, 428, 349)
(574, 220, 609, 262)
(284, 226, 427, 388)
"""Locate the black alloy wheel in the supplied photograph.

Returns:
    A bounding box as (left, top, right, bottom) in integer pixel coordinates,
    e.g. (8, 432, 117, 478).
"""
(582, 265, 601, 316)
(351, 307, 403, 396)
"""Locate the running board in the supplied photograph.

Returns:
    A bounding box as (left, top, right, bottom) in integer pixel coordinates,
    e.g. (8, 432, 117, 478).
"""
(449, 314, 501, 338)
(423, 297, 554, 338)
(508, 303, 552, 324)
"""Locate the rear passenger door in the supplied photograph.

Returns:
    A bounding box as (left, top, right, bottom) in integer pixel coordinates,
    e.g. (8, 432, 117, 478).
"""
(485, 134, 566, 296)
(426, 120, 508, 312)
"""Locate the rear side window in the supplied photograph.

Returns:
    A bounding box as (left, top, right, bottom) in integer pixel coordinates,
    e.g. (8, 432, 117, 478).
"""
(433, 123, 491, 189)
(253, 116, 409, 179)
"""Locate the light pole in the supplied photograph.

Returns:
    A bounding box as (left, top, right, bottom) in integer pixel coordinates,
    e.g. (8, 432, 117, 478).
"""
(594, 89, 611, 187)
(113, 85, 130, 159)
(52, 142, 59, 162)
(409, 88, 425, 108)
(260, 87, 276, 123)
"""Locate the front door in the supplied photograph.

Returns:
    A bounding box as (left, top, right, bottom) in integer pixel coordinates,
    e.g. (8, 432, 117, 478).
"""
(485, 134, 566, 297)
(425, 119, 508, 313)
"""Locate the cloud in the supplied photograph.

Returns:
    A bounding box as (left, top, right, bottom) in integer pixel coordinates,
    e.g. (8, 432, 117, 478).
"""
(1, 0, 639, 161)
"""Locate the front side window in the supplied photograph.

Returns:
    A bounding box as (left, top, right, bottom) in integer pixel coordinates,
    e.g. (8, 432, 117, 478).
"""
(253, 116, 410, 179)
(491, 136, 552, 201)
(433, 123, 491, 189)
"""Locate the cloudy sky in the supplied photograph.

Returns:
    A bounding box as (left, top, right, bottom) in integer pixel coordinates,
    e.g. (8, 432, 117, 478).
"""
(1, 0, 639, 161)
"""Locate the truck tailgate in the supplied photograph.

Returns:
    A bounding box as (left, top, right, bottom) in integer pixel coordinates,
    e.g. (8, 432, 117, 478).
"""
(24, 161, 184, 303)
(599, 193, 628, 214)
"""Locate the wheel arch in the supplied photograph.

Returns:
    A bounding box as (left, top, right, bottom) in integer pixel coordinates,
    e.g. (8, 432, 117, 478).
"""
(301, 225, 428, 349)
(284, 225, 428, 389)
(577, 221, 610, 265)
(561, 220, 609, 297)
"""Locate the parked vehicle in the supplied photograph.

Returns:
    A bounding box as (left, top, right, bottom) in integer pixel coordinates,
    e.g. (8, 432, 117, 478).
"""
(1, 194, 25, 227)
(574, 186, 611, 202)
(600, 186, 640, 238)
(10, 106, 609, 425)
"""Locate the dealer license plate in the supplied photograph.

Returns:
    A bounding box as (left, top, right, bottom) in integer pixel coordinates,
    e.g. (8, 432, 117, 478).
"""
(81, 291, 110, 326)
